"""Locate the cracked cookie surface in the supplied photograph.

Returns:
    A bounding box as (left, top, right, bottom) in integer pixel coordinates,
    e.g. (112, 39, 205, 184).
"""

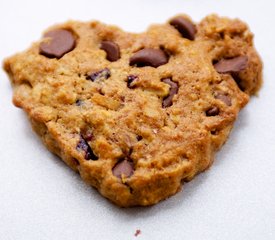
(3, 14, 262, 207)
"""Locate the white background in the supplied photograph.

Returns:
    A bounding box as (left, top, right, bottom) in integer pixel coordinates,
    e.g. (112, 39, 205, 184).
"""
(0, 0, 274, 239)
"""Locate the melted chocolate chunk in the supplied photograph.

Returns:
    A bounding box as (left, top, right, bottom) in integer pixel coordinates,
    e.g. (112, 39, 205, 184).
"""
(214, 56, 248, 73)
(86, 68, 111, 82)
(136, 135, 143, 141)
(162, 78, 179, 108)
(206, 106, 220, 116)
(127, 75, 138, 88)
(232, 74, 246, 91)
(39, 29, 76, 58)
(100, 41, 120, 62)
(130, 48, 168, 68)
(76, 135, 98, 160)
(82, 130, 94, 142)
(112, 159, 134, 179)
(75, 99, 83, 106)
(215, 93, 232, 106)
(169, 16, 196, 40)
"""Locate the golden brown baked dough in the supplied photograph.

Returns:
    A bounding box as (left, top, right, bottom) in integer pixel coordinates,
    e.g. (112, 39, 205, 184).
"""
(3, 14, 262, 207)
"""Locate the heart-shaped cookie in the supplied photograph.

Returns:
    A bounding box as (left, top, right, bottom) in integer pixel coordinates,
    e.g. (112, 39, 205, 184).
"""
(3, 14, 262, 207)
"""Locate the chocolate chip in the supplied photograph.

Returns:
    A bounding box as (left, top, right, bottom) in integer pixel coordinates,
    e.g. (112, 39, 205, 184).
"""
(206, 106, 220, 116)
(39, 29, 76, 59)
(215, 93, 232, 106)
(86, 68, 111, 81)
(210, 130, 218, 135)
(127, 75, 138, 88)
(162, 78, 179, 108)
(75, 99, 83, 106)
(232, 74, 246, 91)
(169, 17, 196, 40)
(112, 159, 134, 179)
(76, 135, 98, 160)
(130, 48, 168, 68)
(72, 158, 80, 166)
(214, 56, 248, 73)
(136, 135, 143, 141)
(100, 41, 120, 62)
(82, 131, 94, 142)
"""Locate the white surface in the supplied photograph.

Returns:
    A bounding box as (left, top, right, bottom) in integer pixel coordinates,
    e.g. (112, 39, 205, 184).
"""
(0, 0, 274, 239)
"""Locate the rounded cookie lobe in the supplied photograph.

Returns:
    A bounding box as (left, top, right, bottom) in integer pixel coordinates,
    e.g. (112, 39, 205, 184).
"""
(169, 16, 196, 40)
(39, 29, 76, 58)
(214, 56, 248, 73)
(100, 41, 120, 62)
(129, 48, 168, 68)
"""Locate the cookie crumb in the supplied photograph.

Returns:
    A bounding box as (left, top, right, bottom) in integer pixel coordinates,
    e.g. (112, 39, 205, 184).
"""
(134, 229, 141, 237)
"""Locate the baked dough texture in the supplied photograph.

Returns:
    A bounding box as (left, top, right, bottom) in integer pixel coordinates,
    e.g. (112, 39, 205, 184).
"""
(3, 14, 262, 207)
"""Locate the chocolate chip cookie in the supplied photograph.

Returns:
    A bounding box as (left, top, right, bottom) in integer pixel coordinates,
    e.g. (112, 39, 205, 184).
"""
(3, 14, 262, 207)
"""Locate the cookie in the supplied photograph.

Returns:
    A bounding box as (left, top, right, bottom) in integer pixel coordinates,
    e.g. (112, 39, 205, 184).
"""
(3, 14, 262, 207)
